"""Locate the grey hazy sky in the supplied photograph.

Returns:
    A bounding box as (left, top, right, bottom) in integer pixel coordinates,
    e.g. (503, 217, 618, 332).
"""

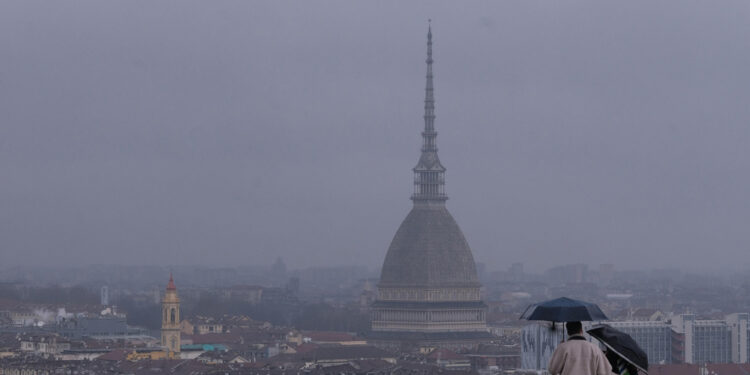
(2, 1, 750, 272)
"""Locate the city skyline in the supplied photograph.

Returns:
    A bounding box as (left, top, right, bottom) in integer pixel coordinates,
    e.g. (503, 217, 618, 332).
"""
(5, 2, 750, 373)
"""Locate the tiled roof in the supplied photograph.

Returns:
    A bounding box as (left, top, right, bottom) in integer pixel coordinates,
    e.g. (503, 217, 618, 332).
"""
(303, 331, 356, 342)
(271, 345, 395, 363)
(293, 343, 319, 353)
(190, 333, 243, 345)
(427, 348, 466, 361)
(96, 349, 129, 361)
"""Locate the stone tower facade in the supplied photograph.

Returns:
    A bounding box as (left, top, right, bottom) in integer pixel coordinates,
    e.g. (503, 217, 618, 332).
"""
(370, 24, 490, 349)
(161, 274, 180, 353)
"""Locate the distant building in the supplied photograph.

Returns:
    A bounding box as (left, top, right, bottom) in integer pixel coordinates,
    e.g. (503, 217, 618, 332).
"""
(161, 274, 180, 353)
(597, 264, 615, 284)
(466, 343, 522, 370)
(260, 286, 297, 304)
(100, 286, 109, 306)
(271, 257, 288, 286)
(180, 319, 194, 336)
(188, 317, 224, 335)
(303, 331, 365, 345)
(726, 313, 749, 364)
(359, 280, 377, 310)
(426, 348, 471, 369)
(286, 277, 300, 295)
(520, 323, 564, 370)
(509, 263, 525, 283)
(126, 349, 176, 361)
(57, 315, 147, 339)
(270, 345, 397, 368)
(627, 308, 666, 322)
(368, 23, 490, 350)
(20, 334, 70, 356)
(271, 257, 287, 276)
(609, 320, 673, 364)
(8, 310, 36, 326)
(222, 285, 263, 304)
(603, 314, 750, 366)
(673, 314, 730, 364)
(671, 313, 748, 364)
(545, 264, 589, 285)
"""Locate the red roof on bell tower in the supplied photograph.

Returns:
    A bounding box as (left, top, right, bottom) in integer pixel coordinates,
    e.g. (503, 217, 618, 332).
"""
(167, 273, 176, 290)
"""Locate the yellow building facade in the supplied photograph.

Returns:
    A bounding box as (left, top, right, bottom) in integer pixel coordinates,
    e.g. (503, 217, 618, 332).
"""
(127, 350, 175, 361)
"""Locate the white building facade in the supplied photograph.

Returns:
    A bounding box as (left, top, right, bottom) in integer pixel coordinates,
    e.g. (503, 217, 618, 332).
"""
(671, 313, 748, 364)
(608, 320, 673, 364)
(521, 323, 565, 370)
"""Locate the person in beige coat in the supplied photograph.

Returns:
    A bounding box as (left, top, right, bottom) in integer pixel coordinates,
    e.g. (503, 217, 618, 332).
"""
(548, 321, 613, 375)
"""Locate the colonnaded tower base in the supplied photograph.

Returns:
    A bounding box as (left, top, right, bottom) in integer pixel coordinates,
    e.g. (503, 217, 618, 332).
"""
(367, 24, 492, 350)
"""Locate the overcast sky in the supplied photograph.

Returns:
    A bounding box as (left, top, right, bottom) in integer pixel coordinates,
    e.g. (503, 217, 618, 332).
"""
(2, 1, 750, 272)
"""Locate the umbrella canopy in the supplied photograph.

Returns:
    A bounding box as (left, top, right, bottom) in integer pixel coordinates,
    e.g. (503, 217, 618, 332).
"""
(587, 324, 648, 374)
(520, 297, 608, 322)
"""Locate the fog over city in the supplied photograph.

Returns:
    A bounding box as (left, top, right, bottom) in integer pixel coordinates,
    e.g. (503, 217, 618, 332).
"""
(3, 1, 750, 272)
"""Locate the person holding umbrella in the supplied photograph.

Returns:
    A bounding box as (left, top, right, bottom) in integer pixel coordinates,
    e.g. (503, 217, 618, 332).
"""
(548, 321, 612, 375)
(520, 297, 611, 374)
(587, 324, 649, 375)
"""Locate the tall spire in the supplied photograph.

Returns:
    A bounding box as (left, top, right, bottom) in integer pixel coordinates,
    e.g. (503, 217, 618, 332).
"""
(425, 21, 434, 135)
(412, 21, 447, 204)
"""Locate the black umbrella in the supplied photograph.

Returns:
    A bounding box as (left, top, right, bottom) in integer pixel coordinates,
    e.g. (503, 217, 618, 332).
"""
(520, 297, 609, 322)
(587, 324, 648, 374)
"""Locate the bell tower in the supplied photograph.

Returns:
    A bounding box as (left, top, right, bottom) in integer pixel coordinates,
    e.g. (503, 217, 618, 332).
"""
(161, 273, 180, 353)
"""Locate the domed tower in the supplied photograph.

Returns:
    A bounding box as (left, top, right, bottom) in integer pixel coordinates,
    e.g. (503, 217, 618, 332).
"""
(370, 23, 489, 348)
(161, 274, 180, 353)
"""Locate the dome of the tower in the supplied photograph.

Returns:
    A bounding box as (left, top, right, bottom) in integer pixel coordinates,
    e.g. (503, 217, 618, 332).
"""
(379, 205, 479, 288)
